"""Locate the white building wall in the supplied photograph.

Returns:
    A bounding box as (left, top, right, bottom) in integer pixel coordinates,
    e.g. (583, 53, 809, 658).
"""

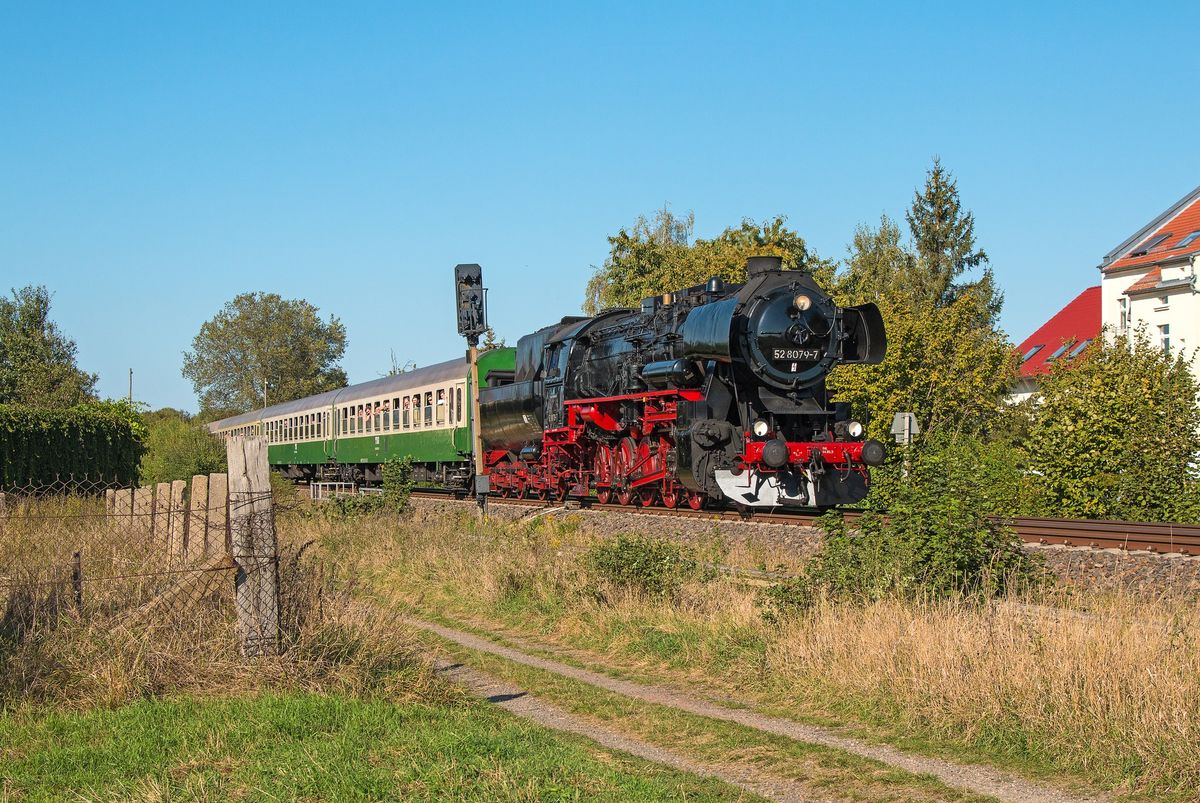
(1101, 255, 1199, 370)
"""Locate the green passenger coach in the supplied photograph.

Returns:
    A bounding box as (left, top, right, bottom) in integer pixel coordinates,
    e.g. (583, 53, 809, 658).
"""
(207, 348, 516, 486)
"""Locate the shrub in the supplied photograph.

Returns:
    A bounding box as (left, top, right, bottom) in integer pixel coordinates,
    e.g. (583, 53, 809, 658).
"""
(138, 408, 226, 484)
(586, 534, 704, 599)
(0, 400, 145, 487)
(762, 435, 1045, 618)
(323, 457, 414, 520)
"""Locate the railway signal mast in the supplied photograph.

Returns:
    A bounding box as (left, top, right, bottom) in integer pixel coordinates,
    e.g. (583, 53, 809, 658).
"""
(454, 263, 489, 515)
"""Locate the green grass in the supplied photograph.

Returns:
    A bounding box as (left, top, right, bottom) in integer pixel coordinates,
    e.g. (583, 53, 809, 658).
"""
(0, 693, 757, 801)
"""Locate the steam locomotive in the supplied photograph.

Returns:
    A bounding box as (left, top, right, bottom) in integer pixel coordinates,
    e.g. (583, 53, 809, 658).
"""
(479, 256, 887, 509)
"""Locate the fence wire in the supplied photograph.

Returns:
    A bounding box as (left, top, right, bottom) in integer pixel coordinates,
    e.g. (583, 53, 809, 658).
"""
(0, 476, 279, 656)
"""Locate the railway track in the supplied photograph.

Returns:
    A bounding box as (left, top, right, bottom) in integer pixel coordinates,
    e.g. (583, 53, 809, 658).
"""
(408, 489, 1200, 557)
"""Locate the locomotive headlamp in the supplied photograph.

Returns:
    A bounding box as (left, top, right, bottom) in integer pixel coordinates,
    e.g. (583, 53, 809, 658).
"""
(752, 419, 770, 438)
(847, 421, 865, 439)
(793, 293, 812, 312)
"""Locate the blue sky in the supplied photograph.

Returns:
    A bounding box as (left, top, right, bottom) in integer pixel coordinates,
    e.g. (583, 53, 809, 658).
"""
(3, 1, 1198, 411)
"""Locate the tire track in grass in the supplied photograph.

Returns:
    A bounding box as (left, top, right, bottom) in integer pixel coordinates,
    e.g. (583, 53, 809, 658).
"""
(408, 617, 1104, 803)
(435, 660, 830, 803)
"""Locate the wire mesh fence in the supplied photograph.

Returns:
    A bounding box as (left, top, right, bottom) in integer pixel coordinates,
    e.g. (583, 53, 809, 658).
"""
(0, 469, 279, 658)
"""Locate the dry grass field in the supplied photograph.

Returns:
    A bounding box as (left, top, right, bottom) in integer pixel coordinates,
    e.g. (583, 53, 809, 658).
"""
(329, 505, 1200, 800)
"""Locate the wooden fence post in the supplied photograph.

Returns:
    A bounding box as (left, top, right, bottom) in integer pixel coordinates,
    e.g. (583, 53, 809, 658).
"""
(133, 486, 154, 539)
(153, 482, 172, 546)
(208, 473, 229, 557)
(227, 437, 279, 657)
(168, 479, 187, 560)
(187, 474, 209, 561)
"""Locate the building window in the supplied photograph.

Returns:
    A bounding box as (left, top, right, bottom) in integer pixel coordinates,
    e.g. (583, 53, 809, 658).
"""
(1046, 343, 1071, 362)
(1021, 344, 1044, 363)
(1068, 339, 1092, 359)
(1130, 232, 1171, 256)
(1118, 297, 1129, 332)
(1160, 295, 1169, 306)
(1175, 230, 1200, 250)
(1160, 324, 1170, 354)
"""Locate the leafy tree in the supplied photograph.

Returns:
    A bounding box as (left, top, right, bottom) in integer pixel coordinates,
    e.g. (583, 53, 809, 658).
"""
(0, 286, 97, 407)
(830, 162, 1014, 436)
(139, 407, 227, 484)
(1025, 329, 1200, 522)
(182, 292, 347, 414)
(828, 283, 1017, 435)
(906, 156, 998, 319)
(481, 326, 505, 352)
(584, 208, 834, 314)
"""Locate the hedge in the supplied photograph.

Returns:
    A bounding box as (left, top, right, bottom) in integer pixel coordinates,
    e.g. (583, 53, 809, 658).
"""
(0, 402, 146, 488)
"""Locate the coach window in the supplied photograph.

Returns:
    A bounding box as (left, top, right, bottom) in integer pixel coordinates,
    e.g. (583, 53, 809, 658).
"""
(341, 407, 348, 435)
(457, 386, 463, 423)
(374, 402, 382, 431)
(448, 387, 454, 423)
(382, 400, 391, 431)
(436, 389, 446, 425)
(392, 397, 401, 429)
(424, 392, 433, 425)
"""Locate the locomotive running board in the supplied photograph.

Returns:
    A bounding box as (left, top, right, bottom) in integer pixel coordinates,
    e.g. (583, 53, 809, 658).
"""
(713, 469, 816, 508)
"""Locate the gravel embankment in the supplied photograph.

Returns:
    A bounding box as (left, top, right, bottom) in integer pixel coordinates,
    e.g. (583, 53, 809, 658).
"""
(411, 497, 1200, 594)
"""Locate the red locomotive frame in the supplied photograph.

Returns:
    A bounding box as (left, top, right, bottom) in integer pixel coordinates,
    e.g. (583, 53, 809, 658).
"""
(484, 387, 870, 509)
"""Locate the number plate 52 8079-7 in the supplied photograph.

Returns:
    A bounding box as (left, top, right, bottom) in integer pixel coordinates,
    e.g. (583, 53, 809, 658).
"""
(773, 348, 821, 361)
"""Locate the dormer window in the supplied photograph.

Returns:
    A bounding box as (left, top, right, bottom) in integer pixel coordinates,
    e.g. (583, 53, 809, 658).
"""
(1129, 233, 1171, 257)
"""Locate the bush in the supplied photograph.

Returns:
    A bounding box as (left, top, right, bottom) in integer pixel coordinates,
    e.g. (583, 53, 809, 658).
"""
(323, 458, 414, 520)
(138, 408, 226, 484)
(762, 435, 1045, 618)
(0, 400, 145, 487)
(586, 534, 705, 599)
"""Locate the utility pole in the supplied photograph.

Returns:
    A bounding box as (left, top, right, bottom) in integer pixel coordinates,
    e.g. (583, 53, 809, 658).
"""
(128, 368, 133, 404)
(454, 264, 489, 518)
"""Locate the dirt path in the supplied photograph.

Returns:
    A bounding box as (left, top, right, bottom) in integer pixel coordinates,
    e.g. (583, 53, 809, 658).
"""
(409, 617, 1104, 803)
(435, 659, 832, 803)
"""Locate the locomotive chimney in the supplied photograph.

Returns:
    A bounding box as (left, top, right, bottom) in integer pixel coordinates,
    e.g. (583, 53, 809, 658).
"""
(745, 256, 783, 276)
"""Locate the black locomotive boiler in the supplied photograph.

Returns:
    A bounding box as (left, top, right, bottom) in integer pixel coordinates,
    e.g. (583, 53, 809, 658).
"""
(479, 256, 887, 509)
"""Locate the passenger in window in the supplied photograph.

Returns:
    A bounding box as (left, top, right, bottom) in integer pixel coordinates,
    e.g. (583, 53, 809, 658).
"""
(403, 396, 411, 428)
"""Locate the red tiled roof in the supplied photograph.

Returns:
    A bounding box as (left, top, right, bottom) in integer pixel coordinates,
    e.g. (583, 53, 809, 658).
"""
(1123, 267, 1162, 295)
(1015, 286, 1102, 378)
(1105, 195, 1200, 272)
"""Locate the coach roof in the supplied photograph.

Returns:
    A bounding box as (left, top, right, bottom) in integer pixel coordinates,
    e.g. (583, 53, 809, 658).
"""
(207, 356, 469, 432)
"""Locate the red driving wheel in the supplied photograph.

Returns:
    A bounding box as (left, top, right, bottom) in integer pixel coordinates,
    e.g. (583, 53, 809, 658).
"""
(614, 436, 637, 506)
(687, 492, 706, 511)
(638, 489, 658, 507)
(593, 444, 613, 503)
(660, 485, 680, 509)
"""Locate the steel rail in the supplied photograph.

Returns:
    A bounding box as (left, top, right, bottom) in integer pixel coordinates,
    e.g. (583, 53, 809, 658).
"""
(408, 489, 1200, 557)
